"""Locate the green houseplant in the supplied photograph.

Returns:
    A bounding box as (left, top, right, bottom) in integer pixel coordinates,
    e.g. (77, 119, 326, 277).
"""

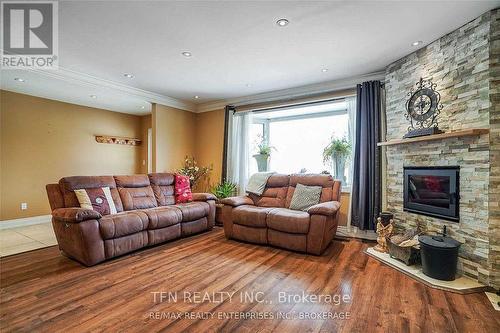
(253, 134, 275, 172)
(323, 136, 351, 184)
(211, 181, 238, 200)
(211, 181, 237, 226)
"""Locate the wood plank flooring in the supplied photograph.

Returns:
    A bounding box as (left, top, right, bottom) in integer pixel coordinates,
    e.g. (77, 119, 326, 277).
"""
(1, 228, 498, 332)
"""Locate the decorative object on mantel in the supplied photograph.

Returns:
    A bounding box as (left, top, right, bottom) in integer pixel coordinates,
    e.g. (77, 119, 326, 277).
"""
(373, 212, 394, 253)
(388, 225, 422, 266)
(403, 77, 444, 138)
(419, 226, 462, 281)
(377, 128, 490, 146)
(95, 135, 141, 146)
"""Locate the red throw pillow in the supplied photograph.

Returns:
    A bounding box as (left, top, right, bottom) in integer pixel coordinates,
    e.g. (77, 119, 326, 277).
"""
(175, 174, 193, 203)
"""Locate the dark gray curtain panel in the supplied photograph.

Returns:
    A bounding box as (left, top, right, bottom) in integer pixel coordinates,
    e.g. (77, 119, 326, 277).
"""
(351, 81, 382, 230)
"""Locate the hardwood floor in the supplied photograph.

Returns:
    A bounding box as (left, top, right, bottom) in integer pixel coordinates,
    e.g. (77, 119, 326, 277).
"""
(1, 228, 498, 332)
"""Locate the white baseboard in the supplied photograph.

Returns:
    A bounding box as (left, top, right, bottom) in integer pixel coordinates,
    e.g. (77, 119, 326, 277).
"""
(0, 215, 52, 230)
(337, 226, 377, 240)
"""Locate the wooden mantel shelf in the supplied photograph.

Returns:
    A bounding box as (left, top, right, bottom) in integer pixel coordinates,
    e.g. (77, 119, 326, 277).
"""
(377, 128, 490, 147)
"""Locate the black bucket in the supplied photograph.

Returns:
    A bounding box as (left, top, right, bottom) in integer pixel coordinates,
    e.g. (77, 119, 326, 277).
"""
(419, 235, 461, 281)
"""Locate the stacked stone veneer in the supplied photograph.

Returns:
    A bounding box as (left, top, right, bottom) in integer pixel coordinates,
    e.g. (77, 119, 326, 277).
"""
(384, 9, 499, 287)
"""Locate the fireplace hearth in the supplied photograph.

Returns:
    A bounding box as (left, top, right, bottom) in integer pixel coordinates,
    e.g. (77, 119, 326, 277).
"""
(403, 166, 460, 222)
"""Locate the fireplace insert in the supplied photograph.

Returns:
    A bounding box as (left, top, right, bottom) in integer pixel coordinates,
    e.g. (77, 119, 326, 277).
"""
(403, 166, 459, 222)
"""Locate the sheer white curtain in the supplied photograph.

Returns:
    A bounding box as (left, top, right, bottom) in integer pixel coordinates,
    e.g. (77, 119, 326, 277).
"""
(346, 96, 357, 230)
(227, 111, 253, 194)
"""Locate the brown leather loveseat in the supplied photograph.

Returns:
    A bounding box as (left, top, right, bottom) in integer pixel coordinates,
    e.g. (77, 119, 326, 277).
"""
(46, 173, 216, 266)
(221, 174, 341, 255)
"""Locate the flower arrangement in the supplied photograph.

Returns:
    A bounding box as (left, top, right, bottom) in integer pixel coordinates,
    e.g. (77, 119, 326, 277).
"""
(177, 156, 212, 188)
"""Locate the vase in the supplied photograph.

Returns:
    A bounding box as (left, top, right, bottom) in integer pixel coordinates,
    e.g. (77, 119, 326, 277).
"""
(333, 155, 346, 184)
(253, 154, 269, 172)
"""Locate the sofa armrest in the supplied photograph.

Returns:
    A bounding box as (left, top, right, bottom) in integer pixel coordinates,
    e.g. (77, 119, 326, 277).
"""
(52, 208, 102, 223)
(307, 201, 341, 216)
(192, 193, 217, 201)
(220, 196, 254, 207)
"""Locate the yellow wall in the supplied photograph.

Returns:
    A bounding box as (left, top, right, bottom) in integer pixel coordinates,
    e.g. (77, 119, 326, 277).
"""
(194, 109, 225, 192)
(152, 103, 196, 173)
(0, 90, 143, 220)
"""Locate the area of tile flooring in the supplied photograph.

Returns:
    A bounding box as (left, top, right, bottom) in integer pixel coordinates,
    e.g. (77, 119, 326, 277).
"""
(0, 222, 57, 257)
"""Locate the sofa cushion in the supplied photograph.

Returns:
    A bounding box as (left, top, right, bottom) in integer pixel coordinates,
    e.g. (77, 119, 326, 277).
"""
(99, 211, 149, 240)
(115, 175, 157, 210)
(286, 174, 337, 207)
(59, 176, 123, 212)
(74, 187, 117, 215)
(174, 174, 193, 203)
(148, 173, 176, 206)
(233, 205, 274, 228)
(289, 184, 322, 211)
(141, 206, 182, 229)
(266, 208, 310, 234)
(174, 202, 209, 222)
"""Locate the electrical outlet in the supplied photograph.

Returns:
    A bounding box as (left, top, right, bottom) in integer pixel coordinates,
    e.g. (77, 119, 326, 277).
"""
(142, 159, 146, 166)
(21, 202, 28, 210)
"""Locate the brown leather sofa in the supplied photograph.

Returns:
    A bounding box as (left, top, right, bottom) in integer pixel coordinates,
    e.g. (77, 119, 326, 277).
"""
(46, 173, 216, 266)
(221, 174, 341, 255)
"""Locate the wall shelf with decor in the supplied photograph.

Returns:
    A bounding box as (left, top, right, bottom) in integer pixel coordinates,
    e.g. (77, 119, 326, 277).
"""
(95, 135, 142, 146)
(377, 128, 489, 147)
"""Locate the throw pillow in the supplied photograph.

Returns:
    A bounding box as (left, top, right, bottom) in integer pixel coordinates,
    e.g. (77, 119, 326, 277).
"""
(175, 174, 193, 203)
(289, 183, 322, 211)
(74, 187, 117, 215)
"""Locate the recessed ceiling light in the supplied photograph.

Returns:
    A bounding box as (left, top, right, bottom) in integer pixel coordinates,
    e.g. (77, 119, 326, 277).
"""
(412, 41, 423, 46)
(276, 18, 289, 27)
(246, 83, 252, 87)
(90, 95, 97, 99)
(194, 95, 199, 99)
(182, 51, 192, 57)
(321, 68, 328, 73)
(124, 73, 134, 78)
(140, 106, 145, 109)
(14, 77, 25, 82)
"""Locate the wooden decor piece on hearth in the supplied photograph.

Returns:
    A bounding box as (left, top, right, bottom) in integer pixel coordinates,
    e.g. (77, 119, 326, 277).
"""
(374, 213, 394, 253)
(95, 135, 141, 146)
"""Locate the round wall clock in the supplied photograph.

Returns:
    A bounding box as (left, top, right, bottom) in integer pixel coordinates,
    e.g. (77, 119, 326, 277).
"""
(404, 78, 443, 138)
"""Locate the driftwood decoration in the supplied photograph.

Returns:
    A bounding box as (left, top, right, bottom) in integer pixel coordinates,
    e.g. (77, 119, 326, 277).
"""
(95, 135, 141, 146)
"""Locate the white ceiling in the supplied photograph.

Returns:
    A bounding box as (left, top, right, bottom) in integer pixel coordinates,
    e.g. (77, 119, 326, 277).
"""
(1, 0, 499, 114)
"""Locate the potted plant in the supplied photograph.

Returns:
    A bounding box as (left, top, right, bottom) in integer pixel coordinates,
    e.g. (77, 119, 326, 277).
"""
(211, 181, 237, 225)
(253, 134, 275, 172)
(323, 136, 351, 184)
(177, 156, 212, 189)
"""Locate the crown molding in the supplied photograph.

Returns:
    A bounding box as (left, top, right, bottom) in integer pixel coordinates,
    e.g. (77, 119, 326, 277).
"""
(195, 70, 386, 113)
(28, 67, 197, 112)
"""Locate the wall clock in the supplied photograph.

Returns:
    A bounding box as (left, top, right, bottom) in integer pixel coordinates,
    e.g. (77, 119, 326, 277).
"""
(404, 78, 443, 138)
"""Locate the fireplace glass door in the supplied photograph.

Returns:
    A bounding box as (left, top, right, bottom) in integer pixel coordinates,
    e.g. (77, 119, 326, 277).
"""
(403, 167, 459, 222)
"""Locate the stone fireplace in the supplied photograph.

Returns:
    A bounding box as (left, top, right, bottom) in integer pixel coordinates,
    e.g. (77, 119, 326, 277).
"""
(383, 9, 499, 288)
